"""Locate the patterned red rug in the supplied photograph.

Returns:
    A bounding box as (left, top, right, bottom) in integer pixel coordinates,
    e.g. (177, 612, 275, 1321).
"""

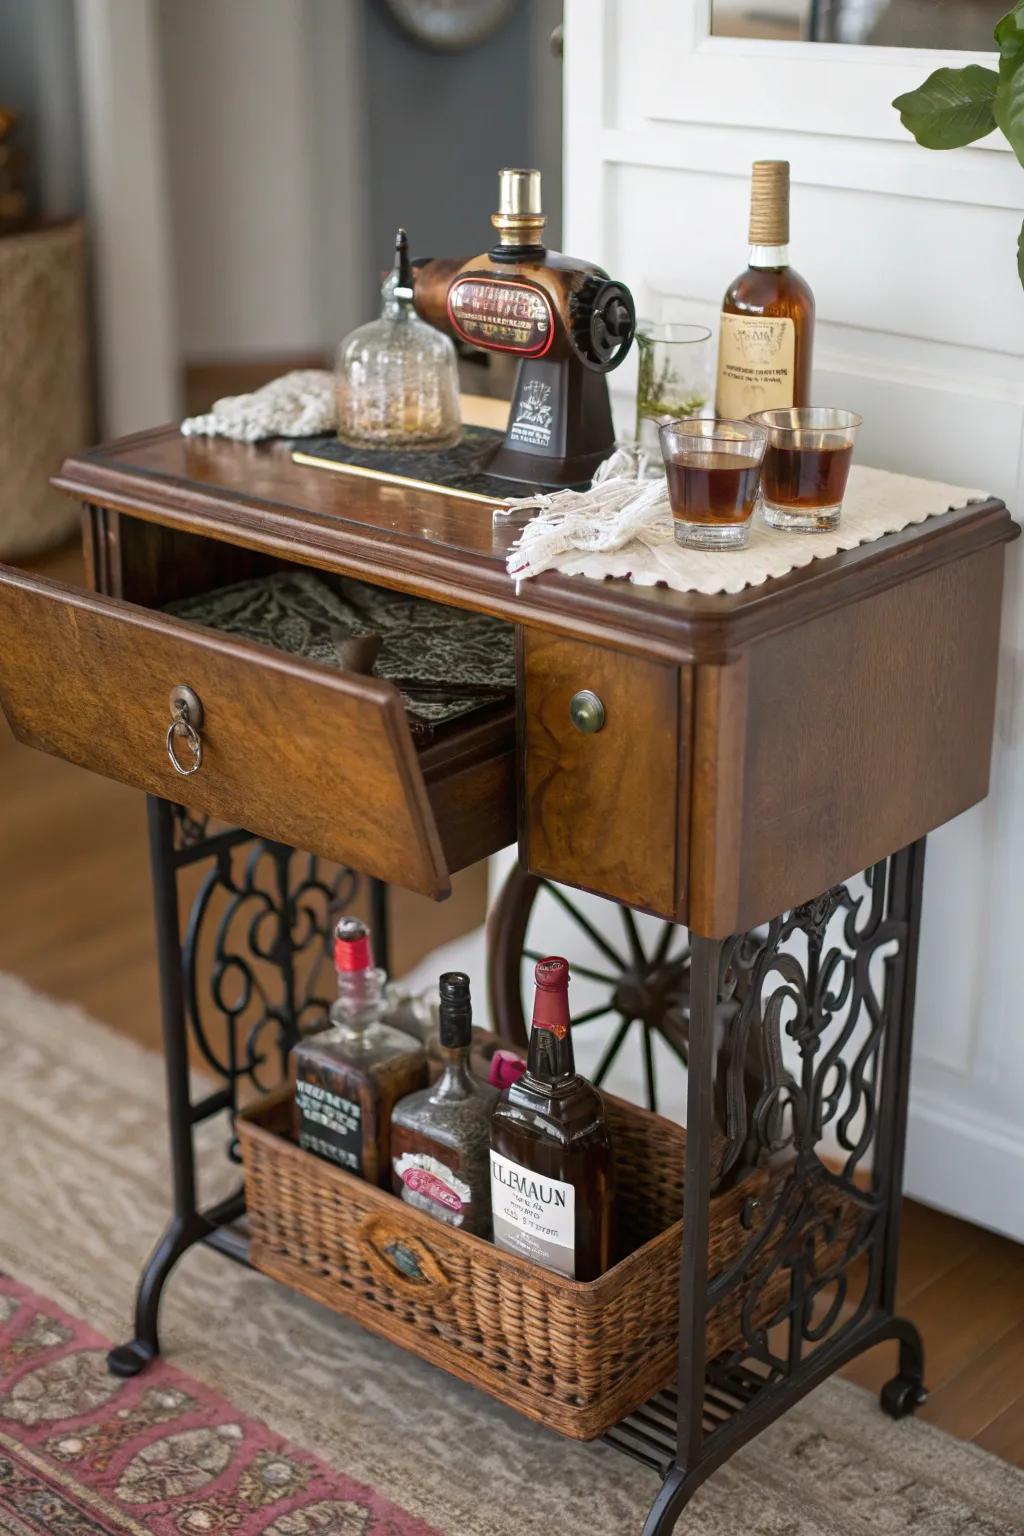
(0, 1275, 438, 1536)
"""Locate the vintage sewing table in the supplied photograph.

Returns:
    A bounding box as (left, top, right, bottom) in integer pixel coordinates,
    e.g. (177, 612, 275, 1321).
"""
(0, 422, 1016, 1534)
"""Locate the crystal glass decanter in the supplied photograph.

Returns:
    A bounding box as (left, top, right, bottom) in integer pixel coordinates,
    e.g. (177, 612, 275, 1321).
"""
(335, 228, 461, 452)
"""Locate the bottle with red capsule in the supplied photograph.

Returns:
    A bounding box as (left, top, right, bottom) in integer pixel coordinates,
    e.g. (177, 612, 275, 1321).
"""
(489, 956, 614, 1281)
(292, 917, 428, 1187)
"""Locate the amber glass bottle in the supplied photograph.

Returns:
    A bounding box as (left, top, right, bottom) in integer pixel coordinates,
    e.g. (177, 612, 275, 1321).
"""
(389, 973, 498, 1236)
(292, 918, 428, 1187)
(715, 160, 815, 420)
(489, 957, 613, 1281)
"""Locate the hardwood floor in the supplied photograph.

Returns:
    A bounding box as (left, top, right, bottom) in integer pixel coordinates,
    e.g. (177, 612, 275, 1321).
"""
(1, 540, 1022, 1468)
(843, 1200, 1024, 1460)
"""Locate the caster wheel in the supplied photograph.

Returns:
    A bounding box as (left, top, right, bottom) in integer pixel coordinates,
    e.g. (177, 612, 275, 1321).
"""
(880, 1373, 927, 1420)
(107, 1340, 157, 1378)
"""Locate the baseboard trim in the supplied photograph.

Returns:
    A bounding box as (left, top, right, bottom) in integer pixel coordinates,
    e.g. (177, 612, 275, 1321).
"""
(905, 1092, 1024, 1243)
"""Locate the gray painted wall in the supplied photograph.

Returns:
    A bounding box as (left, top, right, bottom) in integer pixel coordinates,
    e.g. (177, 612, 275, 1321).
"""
(363, 0, 562, 301)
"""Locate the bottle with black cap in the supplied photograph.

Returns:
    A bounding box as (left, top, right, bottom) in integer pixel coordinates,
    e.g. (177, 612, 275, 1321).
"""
(389, 972, 498, 1236)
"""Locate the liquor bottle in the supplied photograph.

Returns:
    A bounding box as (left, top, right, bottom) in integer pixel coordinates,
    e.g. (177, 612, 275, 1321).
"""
(489, 957, 613, 1281)
(292, 918, 428, 1187)
(715, 160, 815, 420)
(389, 973, 498, 1235)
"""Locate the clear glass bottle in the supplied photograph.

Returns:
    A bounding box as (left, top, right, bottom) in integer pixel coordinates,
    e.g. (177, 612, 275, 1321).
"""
(489, 957, 614, 1281)
(715, 160, 815, 420)
(335, 228, 461, 452)
(292, 918, 428, 1187)
(389, 973, 498, 1236)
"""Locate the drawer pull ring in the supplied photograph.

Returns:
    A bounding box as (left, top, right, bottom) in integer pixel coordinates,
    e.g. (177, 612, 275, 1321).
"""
(166, 686, 204, 777)
(569, 689, 605, 734)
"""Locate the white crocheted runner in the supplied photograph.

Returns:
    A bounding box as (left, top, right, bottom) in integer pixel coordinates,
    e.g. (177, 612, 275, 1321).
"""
(181, 369, 335, 443)
(493, 448, 987, 597)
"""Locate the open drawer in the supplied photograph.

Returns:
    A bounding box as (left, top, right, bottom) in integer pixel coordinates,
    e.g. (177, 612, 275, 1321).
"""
(0, 564, 516, 897)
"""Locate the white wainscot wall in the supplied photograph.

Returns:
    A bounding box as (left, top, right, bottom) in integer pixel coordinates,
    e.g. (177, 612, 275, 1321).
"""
(526, 0, 1024, 1238)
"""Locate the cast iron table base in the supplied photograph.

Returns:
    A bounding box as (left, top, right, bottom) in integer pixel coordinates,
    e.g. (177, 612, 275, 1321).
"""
(109, 796, 927, 1535)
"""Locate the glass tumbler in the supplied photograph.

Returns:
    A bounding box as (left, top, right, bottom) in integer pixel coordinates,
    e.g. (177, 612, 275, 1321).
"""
(634, 322, 713, 460)
(751, 408, 862, 532)
(659, 418, 768, 551)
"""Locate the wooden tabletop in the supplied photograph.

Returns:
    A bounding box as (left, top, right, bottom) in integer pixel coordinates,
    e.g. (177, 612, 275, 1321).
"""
(55, 422, 1016, 665)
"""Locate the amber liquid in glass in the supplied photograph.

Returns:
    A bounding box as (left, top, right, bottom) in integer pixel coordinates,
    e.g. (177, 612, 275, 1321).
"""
(665, 452, 762, 525)
(763, 441, 853, 509)
(490, 958, 613, 1282)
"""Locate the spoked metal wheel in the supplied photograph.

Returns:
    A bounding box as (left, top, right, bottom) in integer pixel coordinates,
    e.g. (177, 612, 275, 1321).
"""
(486, 865, 693, 1113)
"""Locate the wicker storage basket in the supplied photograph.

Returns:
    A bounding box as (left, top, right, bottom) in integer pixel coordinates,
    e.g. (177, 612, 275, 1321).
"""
(0, 220, 89, 558)
(239, 1088, 792, 1439)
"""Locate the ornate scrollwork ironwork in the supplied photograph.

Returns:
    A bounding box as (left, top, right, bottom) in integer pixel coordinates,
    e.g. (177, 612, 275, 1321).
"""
(172, 805, 210, 850)
(172, 809, 360, 1098)
(706, 859, 903, 1382)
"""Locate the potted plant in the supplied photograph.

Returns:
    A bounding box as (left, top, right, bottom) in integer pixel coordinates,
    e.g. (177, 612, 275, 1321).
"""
(893, 0, 1024, 287)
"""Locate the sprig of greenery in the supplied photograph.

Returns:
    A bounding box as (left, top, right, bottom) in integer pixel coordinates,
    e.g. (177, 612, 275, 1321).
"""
(893, 0, 1024, 288)
(635, 333, 708, 421)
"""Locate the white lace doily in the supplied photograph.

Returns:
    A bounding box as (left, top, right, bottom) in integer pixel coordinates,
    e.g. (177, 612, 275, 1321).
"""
(181, 369, 335, 443)
(494, 451, 988, 596)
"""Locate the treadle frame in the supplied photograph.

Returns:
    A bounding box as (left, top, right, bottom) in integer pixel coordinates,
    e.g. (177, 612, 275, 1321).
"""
(108, 797, 928, 1536)
(106, 795, 386, 1376)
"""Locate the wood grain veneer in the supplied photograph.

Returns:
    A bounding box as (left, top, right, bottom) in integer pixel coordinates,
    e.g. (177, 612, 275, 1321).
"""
(520, 631, 685, 917)
(687, 543, 1009, 934)
(54, 427, 1015, 666)
(0, 566, 515, 898)
(34, 426, 1020, 931)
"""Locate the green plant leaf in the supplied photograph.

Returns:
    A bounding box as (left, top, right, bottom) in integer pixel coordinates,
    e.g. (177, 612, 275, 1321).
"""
(994, 2, 1024, 80)
(893, 65, 999, 148)
(996, 61, 1024, 164)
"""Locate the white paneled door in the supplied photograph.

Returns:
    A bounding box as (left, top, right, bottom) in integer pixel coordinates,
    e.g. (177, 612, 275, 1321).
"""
(557, 0, 1024, 1240)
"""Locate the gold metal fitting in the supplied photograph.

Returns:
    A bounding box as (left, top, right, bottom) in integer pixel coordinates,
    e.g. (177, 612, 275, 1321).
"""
(491, 167, 546, 246)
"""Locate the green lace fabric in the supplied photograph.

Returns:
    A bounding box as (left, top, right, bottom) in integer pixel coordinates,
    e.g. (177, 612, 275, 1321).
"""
(167, 571, 515, 738)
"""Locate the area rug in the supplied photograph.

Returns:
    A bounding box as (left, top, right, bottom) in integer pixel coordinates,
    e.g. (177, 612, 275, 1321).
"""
(1, 971, 1023, 1536)
(0, 1275, 436, 1535)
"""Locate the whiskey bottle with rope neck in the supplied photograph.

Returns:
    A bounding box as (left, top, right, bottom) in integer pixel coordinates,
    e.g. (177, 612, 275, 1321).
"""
(715, 159, 815, 419)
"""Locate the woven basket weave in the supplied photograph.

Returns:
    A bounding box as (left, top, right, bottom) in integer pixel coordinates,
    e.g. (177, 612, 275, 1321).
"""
(0, 220, 89, 559)
(239, 1087, 801, 1439)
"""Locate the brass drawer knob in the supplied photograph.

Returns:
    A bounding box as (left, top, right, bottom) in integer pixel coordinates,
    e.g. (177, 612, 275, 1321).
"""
(569, 689, 605, 734)
(166, 685, 204, 777)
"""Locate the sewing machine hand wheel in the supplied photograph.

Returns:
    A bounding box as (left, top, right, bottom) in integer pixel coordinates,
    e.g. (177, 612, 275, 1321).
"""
(574, 277, 636, 370)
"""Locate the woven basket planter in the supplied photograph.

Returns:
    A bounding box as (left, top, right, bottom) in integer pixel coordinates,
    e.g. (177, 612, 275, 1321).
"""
(0, 220, 89, 559)
(239, 1087, 829, 1439)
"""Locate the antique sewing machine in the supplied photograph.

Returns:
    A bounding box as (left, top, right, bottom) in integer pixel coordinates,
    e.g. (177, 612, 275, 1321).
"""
(411, 167, 636, 486)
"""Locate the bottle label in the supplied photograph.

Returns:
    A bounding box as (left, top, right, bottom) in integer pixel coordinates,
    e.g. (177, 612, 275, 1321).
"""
(716, 313, 796, 418)
(447, 275, 554, 357)
(296, 1079, 362, 1175)
(489, 1150, 576, 1278)
(393, 1151, 472, 1227)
